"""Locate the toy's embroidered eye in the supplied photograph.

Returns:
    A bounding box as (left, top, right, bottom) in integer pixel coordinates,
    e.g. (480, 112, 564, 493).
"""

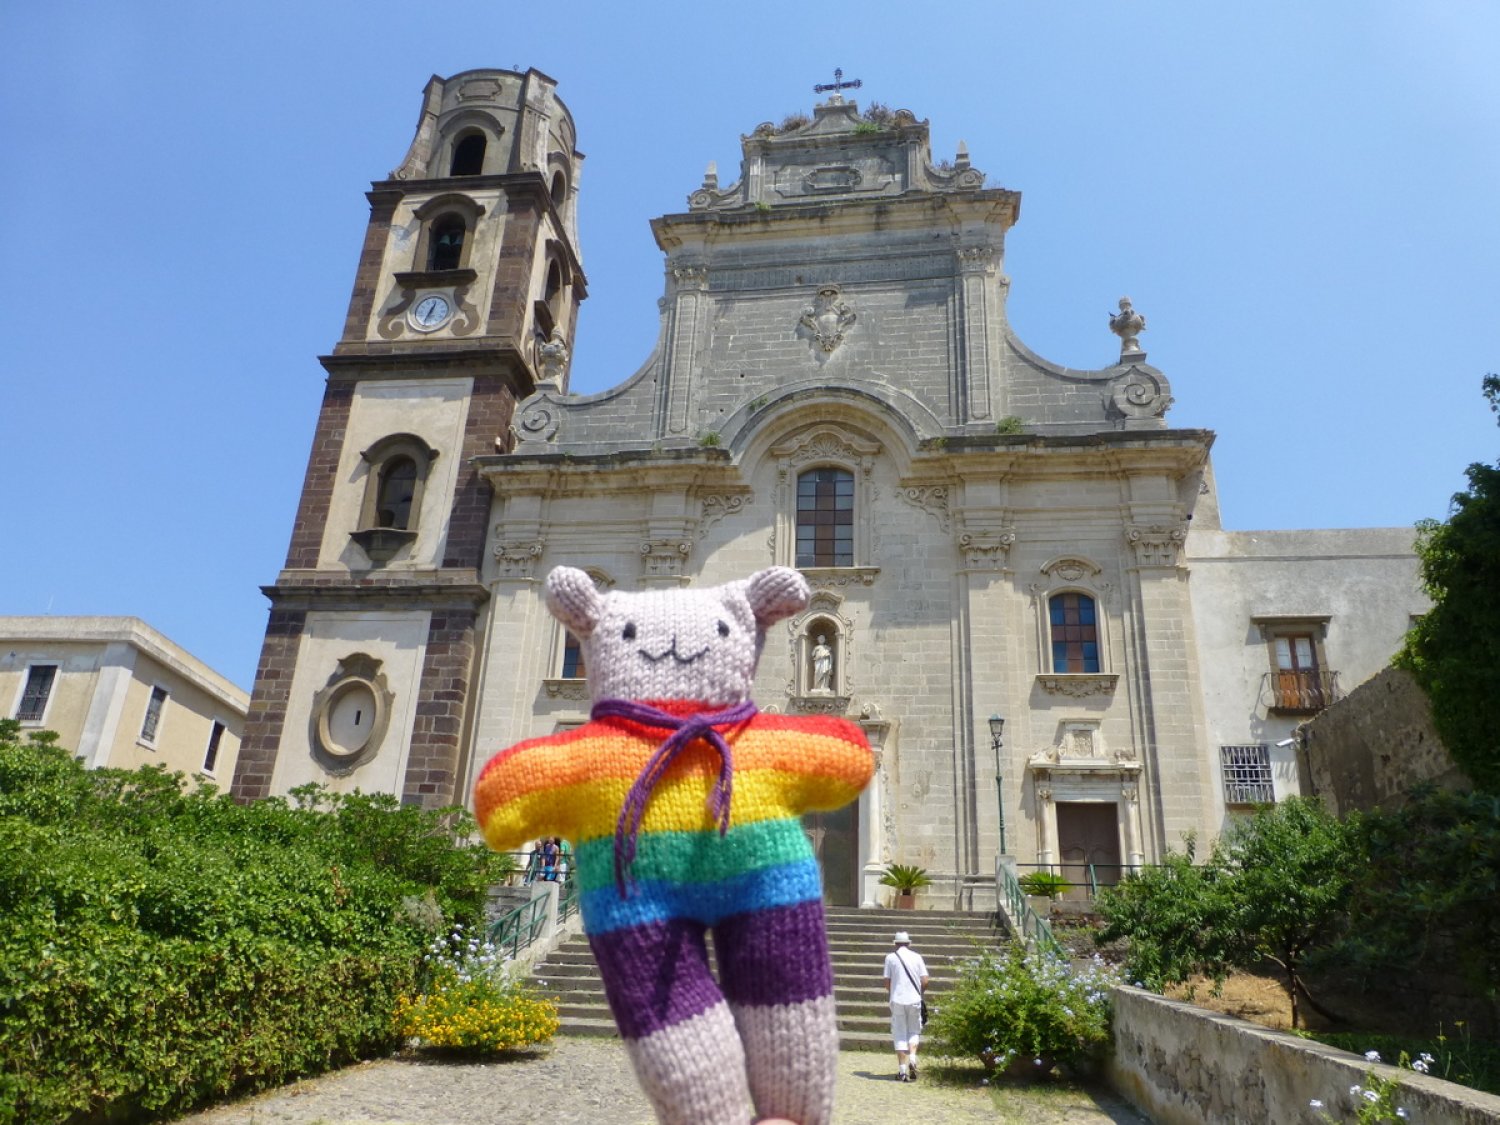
(717, 620, 730, 637)
(623, 622, 637, 641)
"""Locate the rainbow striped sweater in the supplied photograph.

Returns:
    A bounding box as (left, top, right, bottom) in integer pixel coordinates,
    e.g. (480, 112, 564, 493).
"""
(473, 700, 873, 936)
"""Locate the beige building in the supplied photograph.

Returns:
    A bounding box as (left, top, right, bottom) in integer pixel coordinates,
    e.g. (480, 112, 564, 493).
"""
(2, 616, 248, 785)
(232, 70, 1425, 908)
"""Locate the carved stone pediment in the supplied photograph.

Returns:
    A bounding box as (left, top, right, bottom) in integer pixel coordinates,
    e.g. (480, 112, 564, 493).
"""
(1040, 556, 1103, 583)
(541, 679, 589, 702)
(790, 694, 851, 716)
(800, 567, 879, 590)
(1036, 674, 1119, 698)
(771, 424, 881, 470)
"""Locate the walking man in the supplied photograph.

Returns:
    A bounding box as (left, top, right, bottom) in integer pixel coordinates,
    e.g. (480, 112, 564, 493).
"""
(883, 930, 930, 1082)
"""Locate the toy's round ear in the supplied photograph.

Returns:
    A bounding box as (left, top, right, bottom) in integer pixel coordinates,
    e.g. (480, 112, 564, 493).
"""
(544, 567, 605, 637)
(745, 566, 810, 627)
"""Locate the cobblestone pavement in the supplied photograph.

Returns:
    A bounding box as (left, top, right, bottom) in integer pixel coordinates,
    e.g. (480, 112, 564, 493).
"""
(171, 1038, 1149, 1125)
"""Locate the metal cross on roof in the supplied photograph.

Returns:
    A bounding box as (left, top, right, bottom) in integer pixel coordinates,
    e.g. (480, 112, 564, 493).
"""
(813, 67, 862, 100)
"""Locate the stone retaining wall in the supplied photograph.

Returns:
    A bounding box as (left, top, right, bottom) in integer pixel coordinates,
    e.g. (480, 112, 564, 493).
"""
(1108, 987, 1500, 1124)
(1299, 666, 1468, 816)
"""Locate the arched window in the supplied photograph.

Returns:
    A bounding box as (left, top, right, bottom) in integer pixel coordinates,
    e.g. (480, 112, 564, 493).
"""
(428, 214, 466, 271)
(561, 632, 586, 679)
(450, 132, 486, 176)
(375, 456, 417, 529)
(353, 434, 439, 564)
(796, 468, 854, 567)
(550, 170, 567, 207)
(1049, 593, 1100, 673)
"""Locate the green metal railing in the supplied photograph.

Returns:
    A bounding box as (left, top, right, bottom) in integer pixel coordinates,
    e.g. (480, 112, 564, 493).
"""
(997, 862, 1067, 960)
(487, 877, 578, 959)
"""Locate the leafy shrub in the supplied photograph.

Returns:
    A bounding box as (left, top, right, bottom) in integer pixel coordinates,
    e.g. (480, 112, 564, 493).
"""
(1096, 798, 1354, 1027)
(0, 725, 510, 1123)
(925, 943, 1118, 1077)
(996, 415, 1026, 435)
(395, 924, 559, 1052)
(1018, 870, 1070, 900)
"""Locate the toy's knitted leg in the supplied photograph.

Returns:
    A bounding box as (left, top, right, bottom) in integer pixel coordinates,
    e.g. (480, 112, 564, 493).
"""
(714, 899, 839, 1125)
(590, 917, 755, 1125)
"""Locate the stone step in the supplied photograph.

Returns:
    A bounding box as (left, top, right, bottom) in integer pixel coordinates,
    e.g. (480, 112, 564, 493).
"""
(537, 949, 975, 973)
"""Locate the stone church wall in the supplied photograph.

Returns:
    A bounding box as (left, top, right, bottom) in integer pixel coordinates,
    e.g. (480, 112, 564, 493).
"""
(1298, 665, 1468, 816)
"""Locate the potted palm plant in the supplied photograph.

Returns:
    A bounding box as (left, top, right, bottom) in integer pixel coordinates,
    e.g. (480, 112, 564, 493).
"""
(879, 863, 933, 909)
(1018, 869, 1069, 917)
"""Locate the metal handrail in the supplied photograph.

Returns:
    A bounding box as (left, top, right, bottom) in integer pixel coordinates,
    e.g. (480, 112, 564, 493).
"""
(997, 861, 1066, 960)
(487, 877, 571, 959)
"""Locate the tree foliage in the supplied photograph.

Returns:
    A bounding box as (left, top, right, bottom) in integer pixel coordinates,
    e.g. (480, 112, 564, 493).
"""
(1096, 798, 1354, 1027)
(0, 721, 511, 1123)
(1340, 787, 1500, 1008)
(1396, 374, 1500, 793)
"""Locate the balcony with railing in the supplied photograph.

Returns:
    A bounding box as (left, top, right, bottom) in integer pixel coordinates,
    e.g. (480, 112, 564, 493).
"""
(1262, 668, 1340, 714)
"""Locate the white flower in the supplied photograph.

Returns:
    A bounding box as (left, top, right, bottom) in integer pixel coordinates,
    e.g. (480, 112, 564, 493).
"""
(1363, 1090, 1379, 1103)
(1365, 1050, 1382, 1062)
(1350, 1085, 1363, 1096)
(1411, 1058, 1430, 1074)
(1396, 1110, 1407, 1119)
(1309, 1099, 1324, 1109)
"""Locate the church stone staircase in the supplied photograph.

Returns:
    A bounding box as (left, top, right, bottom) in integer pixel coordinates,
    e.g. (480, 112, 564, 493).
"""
(531, 906, 1007, 1050)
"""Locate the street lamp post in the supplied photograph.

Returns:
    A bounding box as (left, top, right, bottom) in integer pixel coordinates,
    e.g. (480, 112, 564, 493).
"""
(988, 714, 1007, 856)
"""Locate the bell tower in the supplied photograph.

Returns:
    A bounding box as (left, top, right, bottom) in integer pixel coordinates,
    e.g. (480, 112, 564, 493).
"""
(231, 68, 585, 807)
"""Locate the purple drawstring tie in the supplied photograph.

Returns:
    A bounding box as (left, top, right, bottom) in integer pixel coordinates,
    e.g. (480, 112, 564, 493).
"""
(592, 698, 757, 896)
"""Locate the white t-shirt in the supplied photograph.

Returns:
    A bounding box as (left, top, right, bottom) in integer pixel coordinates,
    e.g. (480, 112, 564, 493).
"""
(883, 947, 929, 1006)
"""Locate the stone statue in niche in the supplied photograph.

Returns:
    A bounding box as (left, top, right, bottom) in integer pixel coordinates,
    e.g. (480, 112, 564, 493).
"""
(1109, 296, 1146, 355)
(811, 634, 835, 693)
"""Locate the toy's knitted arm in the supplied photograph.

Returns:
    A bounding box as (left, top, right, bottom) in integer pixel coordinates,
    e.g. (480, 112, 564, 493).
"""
(472, 732, 583, 851)
(780, 715, 875, 815)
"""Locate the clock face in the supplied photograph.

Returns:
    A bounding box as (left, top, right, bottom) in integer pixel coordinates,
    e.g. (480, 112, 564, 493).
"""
(411, 294, 451, 329)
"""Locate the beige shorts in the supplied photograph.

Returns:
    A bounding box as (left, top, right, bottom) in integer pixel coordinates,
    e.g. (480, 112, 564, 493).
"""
(890, 1002, 923, 1051)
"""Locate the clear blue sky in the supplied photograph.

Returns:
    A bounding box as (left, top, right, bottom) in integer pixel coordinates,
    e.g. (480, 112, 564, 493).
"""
(3, 2, 1496, 691)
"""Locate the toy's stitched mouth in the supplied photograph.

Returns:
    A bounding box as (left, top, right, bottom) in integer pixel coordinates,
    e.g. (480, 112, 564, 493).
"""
(639, 639, 709, 665)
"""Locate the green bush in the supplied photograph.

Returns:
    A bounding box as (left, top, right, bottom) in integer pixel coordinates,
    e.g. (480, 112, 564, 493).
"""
(0, 723, 510, 1123)
(1096, 798, 1354, 1028)
(925, 942, 1118, 1077)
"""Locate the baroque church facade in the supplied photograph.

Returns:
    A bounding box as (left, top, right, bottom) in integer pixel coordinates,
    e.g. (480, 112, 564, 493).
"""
(230, 69, 1424, 909)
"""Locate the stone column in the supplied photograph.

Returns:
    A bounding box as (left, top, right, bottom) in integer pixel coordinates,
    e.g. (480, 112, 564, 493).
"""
(858, 715, 891, 909)
(1124, 517, 1214, 853)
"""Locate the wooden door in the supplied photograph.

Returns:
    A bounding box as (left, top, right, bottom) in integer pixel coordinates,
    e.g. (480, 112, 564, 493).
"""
(1055, 802, 1122, 900)
(803, 803, 859, 907)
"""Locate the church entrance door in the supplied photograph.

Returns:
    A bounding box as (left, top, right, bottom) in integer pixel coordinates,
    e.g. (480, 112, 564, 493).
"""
(803, 804, 858, 907)
(1055, 801, 1122, 901)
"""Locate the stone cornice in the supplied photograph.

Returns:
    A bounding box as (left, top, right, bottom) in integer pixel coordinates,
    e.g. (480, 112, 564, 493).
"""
(263, 574, 489, 612)
(476, 448, 741, 494)
(931, 430, 1214, 482)
(652, 191, 1018, 251)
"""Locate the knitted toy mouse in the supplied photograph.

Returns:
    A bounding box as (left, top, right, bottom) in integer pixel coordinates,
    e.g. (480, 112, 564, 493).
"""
(474, 566, 873, 1125)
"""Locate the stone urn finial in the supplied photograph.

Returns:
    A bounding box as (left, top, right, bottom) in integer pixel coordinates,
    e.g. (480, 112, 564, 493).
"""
(1109, 296, 1147, 357)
